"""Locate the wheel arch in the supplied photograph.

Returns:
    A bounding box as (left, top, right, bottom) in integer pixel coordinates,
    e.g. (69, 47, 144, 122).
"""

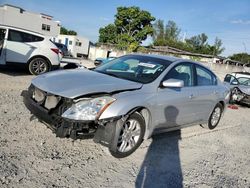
(27, 55, 52, 70)
(126, 106, 152, 140)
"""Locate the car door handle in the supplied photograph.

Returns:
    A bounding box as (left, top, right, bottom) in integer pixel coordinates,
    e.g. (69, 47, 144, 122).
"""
(189, 94, 195, 99)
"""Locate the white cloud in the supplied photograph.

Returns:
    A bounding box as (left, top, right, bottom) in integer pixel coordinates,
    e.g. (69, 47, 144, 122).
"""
(230, 19, 250, 25)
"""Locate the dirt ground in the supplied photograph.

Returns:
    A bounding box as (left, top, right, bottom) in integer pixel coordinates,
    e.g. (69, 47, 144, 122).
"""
(0, 65, 249, 188)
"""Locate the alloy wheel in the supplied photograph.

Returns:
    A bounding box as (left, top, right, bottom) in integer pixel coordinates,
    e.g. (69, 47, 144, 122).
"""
(31, 59, 47, 74)
(211, 107, 221, 126)
(117, 119, 141, 153)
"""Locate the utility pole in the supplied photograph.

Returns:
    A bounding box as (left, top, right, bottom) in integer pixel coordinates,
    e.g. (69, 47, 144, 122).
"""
(182, 30, 187, 42)
(242, 42, 247, 64)
(242, 42, 247, 52)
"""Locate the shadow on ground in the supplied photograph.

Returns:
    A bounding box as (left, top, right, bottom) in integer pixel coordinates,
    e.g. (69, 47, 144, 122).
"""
(0, 65, 29, 76)
(136, 105, 183, 188)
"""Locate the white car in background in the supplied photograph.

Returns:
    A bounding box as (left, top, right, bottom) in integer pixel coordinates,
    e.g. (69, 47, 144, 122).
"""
(243, 63, 250, 73)
(0, 25, 61, 75)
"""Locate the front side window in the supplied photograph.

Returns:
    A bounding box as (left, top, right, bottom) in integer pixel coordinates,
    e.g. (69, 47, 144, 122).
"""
(95, 55, 172, 84)
(8, 30, 44, 42)
(164, 63, 193, 87)
(196, 65, 217, 86)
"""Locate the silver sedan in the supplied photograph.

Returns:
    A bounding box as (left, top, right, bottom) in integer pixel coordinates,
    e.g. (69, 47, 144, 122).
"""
(23, 54, 230, 158)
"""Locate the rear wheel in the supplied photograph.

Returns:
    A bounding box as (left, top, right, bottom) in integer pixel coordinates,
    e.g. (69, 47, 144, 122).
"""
(28, 57, 50, 75)
(109, 112, 145, 158)
(201, 103, 223, 130)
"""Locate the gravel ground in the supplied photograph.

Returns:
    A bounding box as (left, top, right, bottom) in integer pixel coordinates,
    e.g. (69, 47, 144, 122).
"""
(0, 65, 249, 188)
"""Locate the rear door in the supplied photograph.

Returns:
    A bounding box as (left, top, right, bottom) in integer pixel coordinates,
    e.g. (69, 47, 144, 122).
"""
(0, 28, 7, 65)
(193, 64, 219, 121)
(5, 29, 38, 63)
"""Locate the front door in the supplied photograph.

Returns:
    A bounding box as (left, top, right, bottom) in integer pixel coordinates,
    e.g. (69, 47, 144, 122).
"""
(156, 63, 198, 129)
(0, 28, 7, 65)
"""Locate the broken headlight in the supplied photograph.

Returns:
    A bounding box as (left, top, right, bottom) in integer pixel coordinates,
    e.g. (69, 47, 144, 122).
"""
(32, 88, 45, 103)
(61, 96, 116, 121)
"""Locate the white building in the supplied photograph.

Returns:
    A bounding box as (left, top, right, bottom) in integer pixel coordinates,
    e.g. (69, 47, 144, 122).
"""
(0, 4, 60, 37)
(54, 35, 90, 58)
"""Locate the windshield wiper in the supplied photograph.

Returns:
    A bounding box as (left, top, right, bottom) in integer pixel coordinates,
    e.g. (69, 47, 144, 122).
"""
(104, 72, 119, 78)
(95, 70, 119, 78)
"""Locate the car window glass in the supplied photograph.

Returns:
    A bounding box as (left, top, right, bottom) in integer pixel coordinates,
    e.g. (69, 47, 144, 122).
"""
(0, 29, 6, 55)
(8, 30, 23, 42)
(165, 63, 193, 87)
(224, 74, 239, 85)
(8, 29, 44, 42)
(238, 77, 250, 86)
(0, 29, 6, 41)
(196, 65, 217, 86)
(95, 55, 171, 84)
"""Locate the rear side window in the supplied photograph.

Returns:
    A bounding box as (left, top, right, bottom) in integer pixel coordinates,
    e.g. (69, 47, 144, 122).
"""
(8, 29, 44, 42)
(196, 65, 217, 86)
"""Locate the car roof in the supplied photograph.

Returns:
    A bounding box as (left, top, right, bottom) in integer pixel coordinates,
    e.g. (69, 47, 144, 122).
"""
(132, 53, 182, 62)
(0, 24, 44, 37)
(232, 72, 250, 75)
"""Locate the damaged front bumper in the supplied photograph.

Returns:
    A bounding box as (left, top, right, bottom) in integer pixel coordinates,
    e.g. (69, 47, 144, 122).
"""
(21, 89, 121, 148)
(22, 90, 96, 139)
(231, 88, 250, 105)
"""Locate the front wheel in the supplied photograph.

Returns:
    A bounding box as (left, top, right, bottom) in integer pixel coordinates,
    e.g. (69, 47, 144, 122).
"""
(201, 103, 223, 130)
(109, 112, 145, 158)
(28, 57, 50, 75)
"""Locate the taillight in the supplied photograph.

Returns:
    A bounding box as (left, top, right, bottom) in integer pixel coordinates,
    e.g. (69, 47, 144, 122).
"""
(51, 48, 59, 54)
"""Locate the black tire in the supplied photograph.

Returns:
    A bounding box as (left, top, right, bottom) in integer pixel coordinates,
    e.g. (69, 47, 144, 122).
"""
(28, 57, 50, 75)
(109, 112, 145, 158)
(201, 103, 223, 130)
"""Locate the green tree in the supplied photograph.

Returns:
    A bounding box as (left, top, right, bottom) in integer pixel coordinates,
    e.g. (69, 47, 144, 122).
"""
(99, 24, 117, 44)
(153, 19, 166, 46)
(230, 53, 250, 64)
(98, 6, 155, 52)
(60, 26, 77, 35)
(153, 20, 181, 46)
(213, 37, 224, 56)
(165, 20, 181, 41)
(152, 20, 225, 56)
(186, 33, 208, 48)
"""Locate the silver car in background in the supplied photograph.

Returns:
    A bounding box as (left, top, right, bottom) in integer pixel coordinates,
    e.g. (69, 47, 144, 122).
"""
(22, 54, 230, 158)
(224, 72, 250, 105)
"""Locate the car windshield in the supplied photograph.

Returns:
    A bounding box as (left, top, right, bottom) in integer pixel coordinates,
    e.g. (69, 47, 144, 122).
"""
(94, 55, 172, 84)
(237, 77, 250, 86)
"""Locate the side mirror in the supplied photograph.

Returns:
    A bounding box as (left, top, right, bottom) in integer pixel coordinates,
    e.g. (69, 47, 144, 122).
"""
(161, 79, 184, 88)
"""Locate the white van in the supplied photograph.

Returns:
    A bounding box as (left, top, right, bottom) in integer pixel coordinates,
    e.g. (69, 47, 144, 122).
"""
(0, 25, 61, 75)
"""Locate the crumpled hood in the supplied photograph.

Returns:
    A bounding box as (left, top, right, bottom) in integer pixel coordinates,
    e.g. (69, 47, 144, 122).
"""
(238, 85, 250, 95)
(31, 69, 142, 98)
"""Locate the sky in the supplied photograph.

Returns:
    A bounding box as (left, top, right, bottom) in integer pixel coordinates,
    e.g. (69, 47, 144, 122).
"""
(1, 0, 250, 56)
